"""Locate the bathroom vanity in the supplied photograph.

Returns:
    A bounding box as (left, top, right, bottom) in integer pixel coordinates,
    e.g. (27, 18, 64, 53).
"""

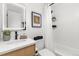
(0, 38, 36, 56)
(0, 3, 36, 56)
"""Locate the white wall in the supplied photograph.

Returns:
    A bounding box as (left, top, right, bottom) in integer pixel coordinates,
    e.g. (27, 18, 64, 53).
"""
(0, 4, 2, 41)
(44, 4, 54, 52)
(52, 3, 79, 52)
(0, 3, 3, 41)
(17, 3, 45, 39)
(9, 3, 45, 41)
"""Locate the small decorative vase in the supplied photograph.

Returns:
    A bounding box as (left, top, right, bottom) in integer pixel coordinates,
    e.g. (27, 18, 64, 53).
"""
(3, 35, 11, 41)
(3, 30, 11, 41)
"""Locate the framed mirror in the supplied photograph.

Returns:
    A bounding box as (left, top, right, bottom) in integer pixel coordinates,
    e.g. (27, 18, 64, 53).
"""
(2, 3, 26, 31)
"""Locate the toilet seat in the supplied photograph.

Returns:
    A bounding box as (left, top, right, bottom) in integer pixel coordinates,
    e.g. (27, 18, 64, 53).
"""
(38, 48, 55, 56)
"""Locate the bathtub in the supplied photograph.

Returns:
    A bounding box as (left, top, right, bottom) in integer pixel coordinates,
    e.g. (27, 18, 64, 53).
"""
(54, 43, 79, 56)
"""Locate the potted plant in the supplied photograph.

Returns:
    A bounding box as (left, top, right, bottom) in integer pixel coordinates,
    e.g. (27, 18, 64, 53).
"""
(3, 30, 11, 41)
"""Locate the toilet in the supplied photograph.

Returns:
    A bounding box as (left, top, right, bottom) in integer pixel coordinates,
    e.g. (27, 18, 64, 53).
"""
(38, 48, 55, 56)
(35, 39, 55, 56)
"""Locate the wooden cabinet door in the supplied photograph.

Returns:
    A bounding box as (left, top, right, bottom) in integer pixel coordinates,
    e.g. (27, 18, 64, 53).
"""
(3, 44, 35, 56)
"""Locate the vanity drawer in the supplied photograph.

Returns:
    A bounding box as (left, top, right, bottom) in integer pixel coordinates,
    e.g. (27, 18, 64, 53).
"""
(2, 44, 35, 56)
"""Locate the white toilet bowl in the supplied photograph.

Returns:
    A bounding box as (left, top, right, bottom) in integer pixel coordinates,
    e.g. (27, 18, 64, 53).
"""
(38, 48, 55, 56)
(35, 39, 55, 56)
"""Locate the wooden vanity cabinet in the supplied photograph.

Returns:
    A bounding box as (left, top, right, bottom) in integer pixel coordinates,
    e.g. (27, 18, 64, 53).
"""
(2, 44, 35, 56)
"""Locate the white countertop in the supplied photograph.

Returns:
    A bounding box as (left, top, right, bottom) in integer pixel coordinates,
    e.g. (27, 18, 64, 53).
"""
(0, 38, 36, 55)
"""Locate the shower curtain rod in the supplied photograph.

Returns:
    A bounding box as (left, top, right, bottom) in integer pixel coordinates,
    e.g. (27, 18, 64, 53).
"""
(49, 3, 54, 6)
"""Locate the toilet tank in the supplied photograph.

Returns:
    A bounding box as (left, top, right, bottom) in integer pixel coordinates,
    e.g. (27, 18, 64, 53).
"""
(36, 39, 45, 51)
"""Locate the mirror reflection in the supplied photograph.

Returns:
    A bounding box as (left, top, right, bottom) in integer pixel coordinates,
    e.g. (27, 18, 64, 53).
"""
(4, 3, 26, 30)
